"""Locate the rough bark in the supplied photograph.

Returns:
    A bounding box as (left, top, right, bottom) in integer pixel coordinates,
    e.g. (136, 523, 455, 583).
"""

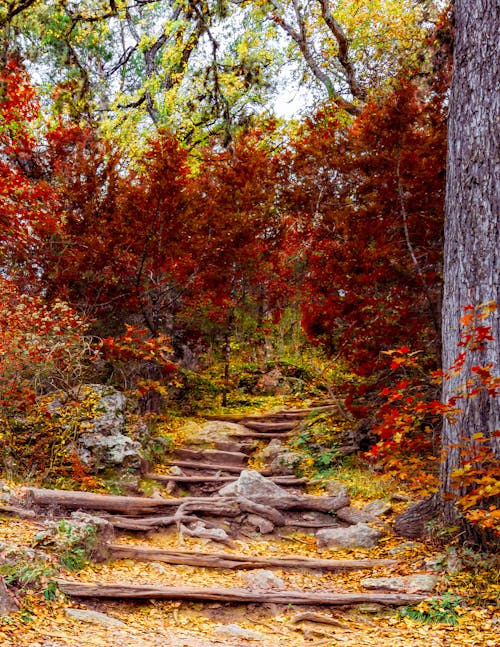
(393, 496, 439, 539)
(173, 448, 248, 466)
(24, 487, 349, 516)
(146, 473, 307, 486)
(440, 0, 500, 525)
(106, 544, 396, 571)
(57, 581, 425, 606)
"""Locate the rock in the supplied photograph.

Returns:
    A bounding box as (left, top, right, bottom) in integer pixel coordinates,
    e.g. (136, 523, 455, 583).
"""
(316, 523, 384, 549)
(185, 421, 252, 445)
(323, 480, 347, 496)
(187, 521, 231, 543)
(246, 515, 274, 534)
(213, 624, 264, 641)
(361, 574, 438, 593)
(336, 507, 377, 524)
(64, 608, 128, 628)
(254, 368, 291, 395)
(356, 603, 385, 613)
(388, 541, 419, 555)
(243, 570, 285, 590)
(0, 577, 18, 616)
(39, 512, 115, 562)
(363, 500, 393, 516)
(269, 450, 302, 475)
(256, 439, 283, 462)
(219, 470, 296, 508)
(76, 385, 141, 470)
(46, 384, 142, 472)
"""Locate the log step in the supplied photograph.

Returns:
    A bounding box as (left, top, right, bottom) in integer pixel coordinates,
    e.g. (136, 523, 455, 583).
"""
(164, 460, 271, 474)
(107, 544, 396, 572)
(242, 421, 299, 432)
(57, 580, 426, 606)
(146, 473, 307, 486)
(174, 448, 248, 466)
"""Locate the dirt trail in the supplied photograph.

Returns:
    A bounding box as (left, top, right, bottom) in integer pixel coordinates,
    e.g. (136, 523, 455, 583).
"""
(1, 406, 497, 646)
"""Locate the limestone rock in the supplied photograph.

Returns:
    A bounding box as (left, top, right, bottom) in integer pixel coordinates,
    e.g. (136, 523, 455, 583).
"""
(336, 507, 377, 525)
(243, 570, 285, 590)
(213, 624, 264, 641)
(361, 574, 438, 593)
(269, 450, 302, 475)
(316, 523, 384, 549)
(246, 514, 274, 534)
(219, 470, 296, 508)
(64, 608, 128, 628)
(363, 500, 393, 516)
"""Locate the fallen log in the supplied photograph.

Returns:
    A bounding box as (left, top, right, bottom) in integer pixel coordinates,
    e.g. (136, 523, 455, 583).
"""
(228, 431, 294, 440)
(145, 473, 307, 486)
(242, 421, 299, 432)
(57, 581, 425, 606)
(106, 544, 396, 572)
(164, 460, 272, 474)
(174, 448, 248, 466)
(25, 487, 348, 517)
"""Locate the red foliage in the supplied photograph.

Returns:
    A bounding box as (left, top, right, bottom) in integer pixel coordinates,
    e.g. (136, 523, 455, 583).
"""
(288, 80, 446, 376)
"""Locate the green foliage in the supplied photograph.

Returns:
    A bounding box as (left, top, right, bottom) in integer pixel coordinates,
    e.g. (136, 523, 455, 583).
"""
(399, 594, 463, 626)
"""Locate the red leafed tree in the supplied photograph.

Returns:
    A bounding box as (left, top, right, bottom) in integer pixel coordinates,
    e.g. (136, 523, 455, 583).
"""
(0, 59, 62, 287)
(41, 127, 196, 340)
(289, 80, 446, 379)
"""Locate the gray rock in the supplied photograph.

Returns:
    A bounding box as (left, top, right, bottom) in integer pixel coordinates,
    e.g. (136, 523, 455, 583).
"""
(243, 570, 285, 590)
(219, 470, 296, 508)
(213, 624, 264, 641)
(316, 523, 384, 549)
(64, 608, 127, 628)
(336, 507, 377, 524)
(269, 450, 302, 475)
(246, 515, 274, 534)
(361, 574, 438, 593)
(323, 479, 347, 496)
(363, 500, 393, 516)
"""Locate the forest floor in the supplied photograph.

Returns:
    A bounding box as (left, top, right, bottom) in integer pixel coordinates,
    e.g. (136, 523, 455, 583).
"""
(0, 400, 498, 646)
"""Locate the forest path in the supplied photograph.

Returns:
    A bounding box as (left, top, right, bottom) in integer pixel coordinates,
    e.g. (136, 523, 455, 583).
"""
(3, 404, 493, 646)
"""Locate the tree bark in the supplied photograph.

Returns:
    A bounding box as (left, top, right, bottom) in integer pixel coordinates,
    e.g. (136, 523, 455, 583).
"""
(57, 581, 425, 606)
(106, 544, 396, 571)
(440, 0, 500, 526)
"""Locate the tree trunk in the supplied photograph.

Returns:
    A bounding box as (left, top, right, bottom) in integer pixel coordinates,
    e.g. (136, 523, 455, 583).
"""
(440, 0, 499, 526)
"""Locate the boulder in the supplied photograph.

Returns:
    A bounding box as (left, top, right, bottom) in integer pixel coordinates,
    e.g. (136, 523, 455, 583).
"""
(336, 507, 377, 525)
(219, 470, 296, 508)
(74, 385, 142, 471)
(269, 450, 302, 475)
(316, 523, 384, 549)
(361, 574, 438, 593)
(363, 500, 393, 516)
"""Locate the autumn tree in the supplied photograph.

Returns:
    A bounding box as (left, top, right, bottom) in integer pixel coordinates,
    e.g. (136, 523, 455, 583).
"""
(289, 79, 446, 381)
(438, 0, 499, 529)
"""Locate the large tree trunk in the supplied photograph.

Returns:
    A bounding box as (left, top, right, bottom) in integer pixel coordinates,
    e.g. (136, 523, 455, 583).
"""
(440, 0, 499, 526)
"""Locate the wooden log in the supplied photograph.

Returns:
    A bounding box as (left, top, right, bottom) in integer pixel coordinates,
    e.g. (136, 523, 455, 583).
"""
(228, 431, 294, 440)
(145, 473, 308, 486)
(163, 460, 273, 474)
(174, 448, 248, 466)
(106, 544, 397, 572)
(242, 421, 299, 432)
(57, 581, 425, 606)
